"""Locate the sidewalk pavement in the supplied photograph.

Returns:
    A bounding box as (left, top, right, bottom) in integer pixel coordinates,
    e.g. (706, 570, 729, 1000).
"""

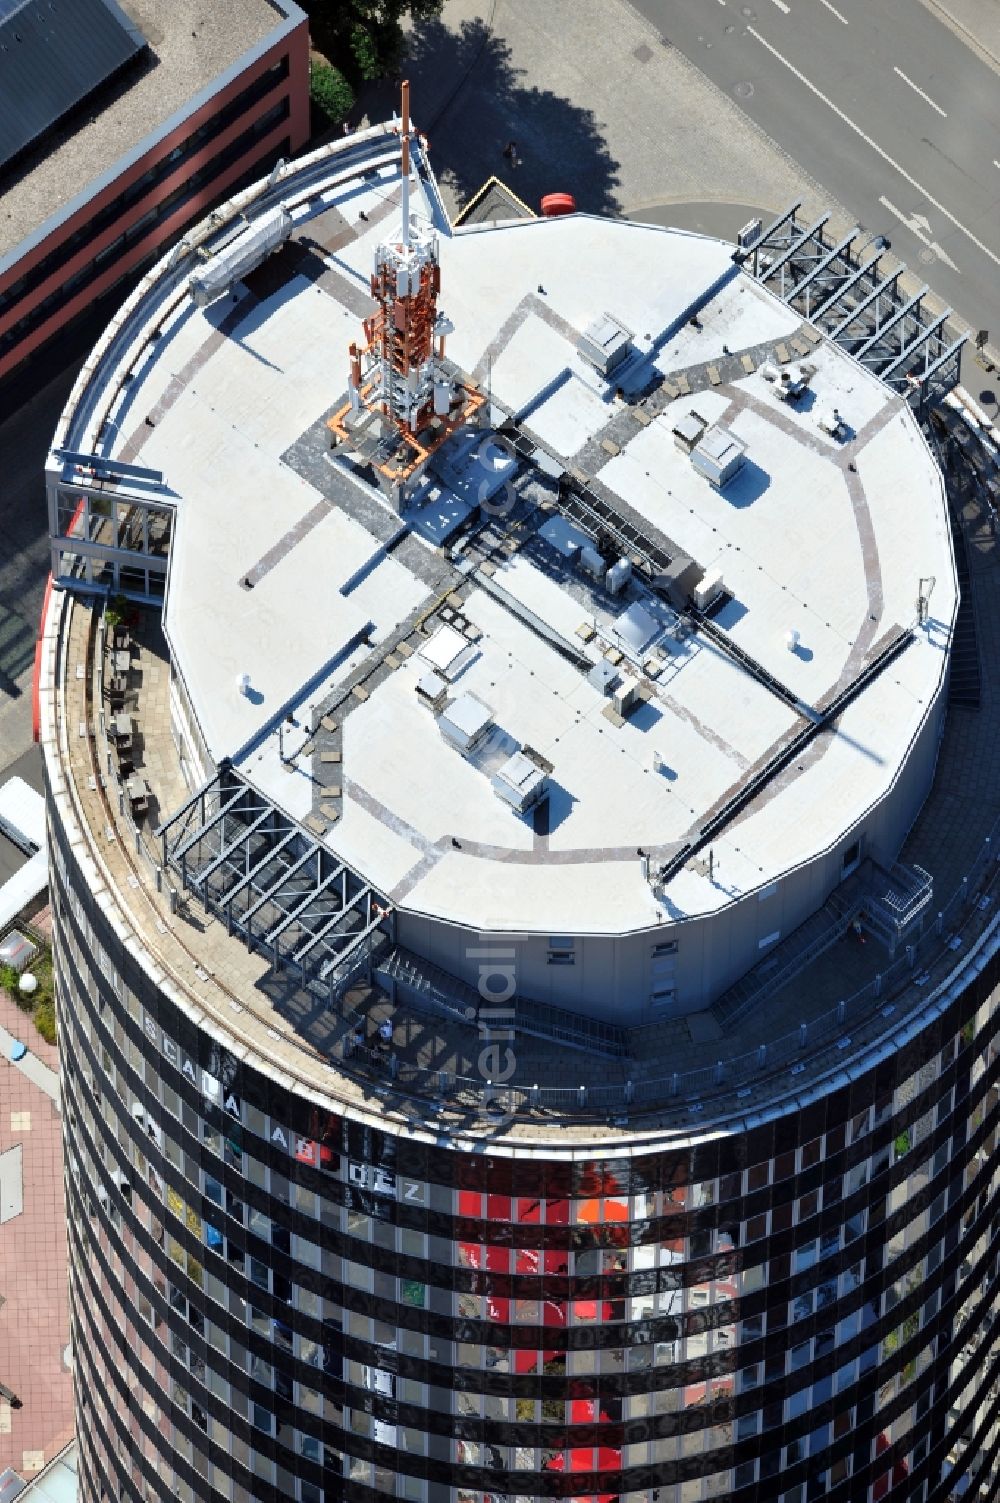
(0, 989, 71, 1479)
(921, 0, 1000, 70)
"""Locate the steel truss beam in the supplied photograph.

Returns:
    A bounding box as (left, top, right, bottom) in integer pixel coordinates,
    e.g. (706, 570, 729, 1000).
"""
(294, 883, 372, 964)
(220, 829, 299, 915)
(317, 908, 386, 980)
(241, 845, 319, 927)
(740, 200, 966, 408)
(264, 862, 348, 946)
(741, 201, 802, 274)
(169, 783, 250, 865)
(880, 311, 950, 385)
(194, 805, 278, 892)
(158, 766, 392, 993)
(918, 336, 965, 397)
(782, 227, 858, 315)
(828, 268, 904, 340)
(809, 253, 881, 324)
(157, 768, 220, 842)
(854, 287, 929, 367)
(757, 214, 830, 295)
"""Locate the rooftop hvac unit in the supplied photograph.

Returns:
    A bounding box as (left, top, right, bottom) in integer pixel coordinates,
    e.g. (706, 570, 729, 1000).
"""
(817, 406, 846, 439)
(777, 363, 815, 401)
(613, 676, 641, 717)
(577, 313, 633, 376)
(492, 747, 551, 812)
(654, 555, 702, 610)
(692, 569, 724, 611)
(188, 205, 293, 307)
(589, 659, 619, 696)
(691, 425, 746, 489)
(737, 218, 763, 252)
(0, 929, 37, 973)
(672, 410, 709, 454)
(605, 556, 632, 595)
(415, 670, 448, 708)
(612, 601, 659, 656)
(539, 513, 590, 560)
(438, 693, 493, 753)
(578, 543, 605, 580)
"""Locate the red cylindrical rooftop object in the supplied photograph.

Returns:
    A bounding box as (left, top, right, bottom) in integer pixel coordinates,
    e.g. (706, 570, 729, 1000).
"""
(540, 192, 576, 216)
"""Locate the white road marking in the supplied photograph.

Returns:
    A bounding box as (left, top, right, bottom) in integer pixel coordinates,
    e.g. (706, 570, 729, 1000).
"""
(819, 0, 848, 22)
(994, 160, 1000, 170)
(930, 243, 960, 271)
(747, 27, 1000, 270)
(879, 195, 960, 270)
(892, 65, 947, 118)
(770, 0, 790, 11)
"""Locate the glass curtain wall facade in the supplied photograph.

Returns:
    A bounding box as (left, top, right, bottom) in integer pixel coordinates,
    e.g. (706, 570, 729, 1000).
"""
(50, 804, 1000, 1503)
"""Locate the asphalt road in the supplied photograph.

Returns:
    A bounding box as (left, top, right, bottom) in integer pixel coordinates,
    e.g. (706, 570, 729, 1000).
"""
(630, 0, 1000, 358)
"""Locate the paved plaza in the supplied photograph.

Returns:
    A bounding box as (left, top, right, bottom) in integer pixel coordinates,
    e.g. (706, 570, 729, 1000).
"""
(0, 988, 71, 1479)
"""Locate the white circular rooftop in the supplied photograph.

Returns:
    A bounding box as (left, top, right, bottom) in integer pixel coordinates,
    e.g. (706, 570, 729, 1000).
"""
(72, 145, 955, 1016)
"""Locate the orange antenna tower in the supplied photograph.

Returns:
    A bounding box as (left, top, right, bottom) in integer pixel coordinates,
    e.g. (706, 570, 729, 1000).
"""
(329, 82, 483, 501)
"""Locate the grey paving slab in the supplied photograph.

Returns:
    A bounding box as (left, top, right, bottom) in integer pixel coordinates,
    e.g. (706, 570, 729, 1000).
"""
(0, 1025, 58, 1106)
(0, 1143, 23, 1223)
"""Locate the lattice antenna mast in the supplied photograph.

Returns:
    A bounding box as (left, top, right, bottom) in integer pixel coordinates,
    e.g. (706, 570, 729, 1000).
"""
(346, 80, 452, 438)
(331, 83, 483, 493)
(400, 79, 411, 251)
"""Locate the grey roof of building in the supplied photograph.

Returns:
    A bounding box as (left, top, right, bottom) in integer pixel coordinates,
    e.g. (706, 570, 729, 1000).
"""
(0, 0, 146, 171)
(453, 175, 535, 227)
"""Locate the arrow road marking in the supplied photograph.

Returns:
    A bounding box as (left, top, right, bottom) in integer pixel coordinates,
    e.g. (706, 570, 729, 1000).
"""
(893, 66, 947, 118)
(747, 27, 1000, 271)
(879, 196, 960, 270)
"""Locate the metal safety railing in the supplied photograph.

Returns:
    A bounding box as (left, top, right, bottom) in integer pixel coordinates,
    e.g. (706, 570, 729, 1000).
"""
(82, 584, 1000, 1122)
(321, 818, 1000, 1124)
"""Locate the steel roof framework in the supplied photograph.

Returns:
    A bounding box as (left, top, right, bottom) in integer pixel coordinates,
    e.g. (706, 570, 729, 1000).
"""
(738, 201, 965, 408)
(156, 764, 392, 991)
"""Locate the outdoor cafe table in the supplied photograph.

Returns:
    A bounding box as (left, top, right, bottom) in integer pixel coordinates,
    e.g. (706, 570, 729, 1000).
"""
(126, 774, 149, 806)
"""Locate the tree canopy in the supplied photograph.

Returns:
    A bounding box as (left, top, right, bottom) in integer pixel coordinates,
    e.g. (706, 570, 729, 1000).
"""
(305, 0, 444, 83)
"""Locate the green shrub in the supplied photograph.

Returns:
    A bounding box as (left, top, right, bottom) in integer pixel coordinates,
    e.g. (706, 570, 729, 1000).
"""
(34, 999, 57, 1045)
(0, 947, 57, 1044)
(310, 62, 354, 125)
(105, 592, 129, 628)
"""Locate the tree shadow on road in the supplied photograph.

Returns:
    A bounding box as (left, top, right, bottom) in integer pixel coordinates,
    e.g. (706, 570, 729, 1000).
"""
(0, 360, 84, 705)
(359, 17, 622, 219)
